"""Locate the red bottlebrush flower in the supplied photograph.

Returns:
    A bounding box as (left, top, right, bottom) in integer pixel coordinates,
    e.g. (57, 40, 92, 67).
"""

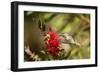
(44, 31, 60, 56)
(48, 47, 59, 56)
(48, 32, 58, 40)
(48, 39, 59, 48)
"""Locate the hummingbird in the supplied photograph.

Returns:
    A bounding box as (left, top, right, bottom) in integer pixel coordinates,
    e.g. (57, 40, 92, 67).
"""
(58, 33, 80, 46)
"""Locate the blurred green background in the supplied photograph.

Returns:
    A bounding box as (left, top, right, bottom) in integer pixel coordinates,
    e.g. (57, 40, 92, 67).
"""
(24, 11, 90, 61)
